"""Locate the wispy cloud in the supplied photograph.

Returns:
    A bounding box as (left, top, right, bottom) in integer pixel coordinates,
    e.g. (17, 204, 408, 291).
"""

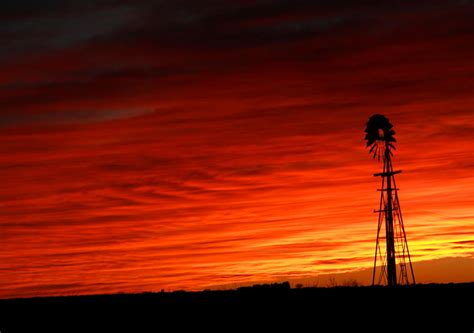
(0, 0, 473, 298)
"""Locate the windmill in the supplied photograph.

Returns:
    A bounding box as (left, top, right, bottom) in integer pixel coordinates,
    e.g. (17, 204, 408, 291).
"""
(365, 114, 415, 286)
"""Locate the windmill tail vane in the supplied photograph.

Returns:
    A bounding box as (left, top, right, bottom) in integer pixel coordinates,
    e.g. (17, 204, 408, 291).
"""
(365, 114, 415, 286)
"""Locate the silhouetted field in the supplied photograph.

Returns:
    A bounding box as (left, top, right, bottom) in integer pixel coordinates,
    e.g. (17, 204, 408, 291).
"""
(1, 282, 472, 331)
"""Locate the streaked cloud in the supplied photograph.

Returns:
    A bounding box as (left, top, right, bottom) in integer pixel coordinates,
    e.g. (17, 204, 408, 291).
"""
(0, 0, 473, 298)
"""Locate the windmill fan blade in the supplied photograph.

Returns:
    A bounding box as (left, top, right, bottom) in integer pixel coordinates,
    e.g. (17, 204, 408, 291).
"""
(364, 114, 396, 159)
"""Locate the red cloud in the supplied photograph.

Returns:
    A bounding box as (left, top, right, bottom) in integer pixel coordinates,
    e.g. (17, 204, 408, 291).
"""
(1, 1, 474, 298)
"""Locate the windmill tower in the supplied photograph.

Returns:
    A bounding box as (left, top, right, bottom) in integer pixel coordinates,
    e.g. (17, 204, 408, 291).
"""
(364, 114, 415, 286)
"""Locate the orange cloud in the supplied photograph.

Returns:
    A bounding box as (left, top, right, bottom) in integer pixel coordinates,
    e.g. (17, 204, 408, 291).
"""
(1, 0, 473, 298)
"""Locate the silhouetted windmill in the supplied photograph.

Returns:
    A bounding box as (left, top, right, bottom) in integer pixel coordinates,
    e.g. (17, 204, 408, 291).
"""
(365, 114, 415, 286)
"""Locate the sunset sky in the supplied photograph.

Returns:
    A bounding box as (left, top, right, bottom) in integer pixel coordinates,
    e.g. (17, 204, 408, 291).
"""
(1, 0, 473, 298)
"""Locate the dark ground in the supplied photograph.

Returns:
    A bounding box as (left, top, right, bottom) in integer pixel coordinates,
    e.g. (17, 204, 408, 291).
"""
(1, 282, 472, 331)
